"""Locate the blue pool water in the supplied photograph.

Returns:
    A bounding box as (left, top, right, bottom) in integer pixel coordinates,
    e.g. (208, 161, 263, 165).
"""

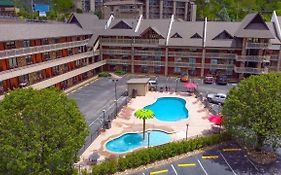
(106, 130, 171, 153)
(144, 97, 188, 122)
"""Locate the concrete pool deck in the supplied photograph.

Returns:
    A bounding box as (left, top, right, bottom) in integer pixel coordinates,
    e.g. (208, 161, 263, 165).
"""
(78, 91, 214, 167)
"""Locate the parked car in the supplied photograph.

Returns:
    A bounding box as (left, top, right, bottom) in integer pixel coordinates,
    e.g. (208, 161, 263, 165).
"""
(207, 93, 227, 104)
(204, 74, 214, 84)
(216, 75, 228, 85)
(180, 73, 189, 82)
(148, 78, 158, 91)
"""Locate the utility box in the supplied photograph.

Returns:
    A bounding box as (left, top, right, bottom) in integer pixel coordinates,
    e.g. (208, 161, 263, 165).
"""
(127, 78, 150, 97)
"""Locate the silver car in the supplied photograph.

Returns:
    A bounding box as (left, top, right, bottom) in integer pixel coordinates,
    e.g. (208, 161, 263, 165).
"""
(207, 93, 227, 104)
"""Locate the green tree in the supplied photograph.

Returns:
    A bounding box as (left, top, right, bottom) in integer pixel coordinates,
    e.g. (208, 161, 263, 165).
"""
(0, 88, 88, 175)
(134, 109, 154, 140)
(222, 73, 281, 151)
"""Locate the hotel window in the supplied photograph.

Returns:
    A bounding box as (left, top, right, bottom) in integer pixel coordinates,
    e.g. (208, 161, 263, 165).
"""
(19, 75, 29, 87)
(25, 55, 33, 65)
(189, 58, 196, 64)
(226, 69, 233, 76)
(6, 41, 16, 49)
(36, 71, 43, 80)
(8, 58, 17, 68)
(64, 64, 69, 72)
(141, 65, 148, 73)
(53, 66, 60, 75)
(175, 57, 182, 62)
(23, 40, 31, 47)
(42, 38, 49, 45)
(211, 59, 218, 64)
(68, 48, 73, 55)
(226, 59, 234, 65)
(43, 52, 50, 60)
(54, 38, 60, 43)
(174, 67, 181, 74)
(155, 66, 161, 73)
(56, 50, 62, 58)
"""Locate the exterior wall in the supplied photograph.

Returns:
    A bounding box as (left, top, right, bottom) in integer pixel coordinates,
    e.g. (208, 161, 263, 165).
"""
(128, 83, 148, 96)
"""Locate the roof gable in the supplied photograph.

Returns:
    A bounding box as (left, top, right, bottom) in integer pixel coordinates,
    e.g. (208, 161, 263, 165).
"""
(140, 27, 164, 39)
(111, 20, 133, 29)
(213, 30, 233, 40)
(190, 33, 202, 39)
(171, 32, 182, 38)
(244, 13, 269, 30)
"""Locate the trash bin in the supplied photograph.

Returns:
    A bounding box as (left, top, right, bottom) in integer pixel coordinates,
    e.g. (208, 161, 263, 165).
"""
(104, 120, 111, 129)
(132, 89, 137, 98)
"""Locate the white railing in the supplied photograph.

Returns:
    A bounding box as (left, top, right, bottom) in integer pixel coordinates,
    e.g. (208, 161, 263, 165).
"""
(168, 51, 202, 58)
(204, 64, 234, 69)
(245, 42, 271, 49)
(0, 51, 94, 81)
(134, 60, 165, 66)
(106, 59, 130, 65)
(134, 50, 164, 56)
(236, 55, 270, 62)
(168, 62, 202, 68)
(102, 49, 131, 55)
(0, 39, 89, 60)
(234, 66, 265, 74)
(100, 38, 159, 45)
(205, 53, 237, 59)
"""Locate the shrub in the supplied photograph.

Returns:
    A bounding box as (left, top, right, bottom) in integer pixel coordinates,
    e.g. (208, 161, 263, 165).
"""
(114, 70, 127, 76)
(98, 72, 111, 77)
(92, 133, 230, 174)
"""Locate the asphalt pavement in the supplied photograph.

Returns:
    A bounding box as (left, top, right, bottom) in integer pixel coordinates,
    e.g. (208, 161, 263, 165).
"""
(134, 142, 281, 175)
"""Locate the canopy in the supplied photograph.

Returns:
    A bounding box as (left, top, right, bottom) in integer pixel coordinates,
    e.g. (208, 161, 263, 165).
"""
(183, 82, 197, 89)
(208, 114, 224, 125)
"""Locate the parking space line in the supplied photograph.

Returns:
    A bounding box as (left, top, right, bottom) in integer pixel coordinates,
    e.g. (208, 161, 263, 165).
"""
(171, 164, 178, 175)
(177, 163, 197, 167)
(219, 152, 237, 175)
(150, 169, 168, 175)
(202, 155, 219, 159)
(247, 157, 260, 172)
(223, 148, 241, 152)
(197, 159, 208, 175)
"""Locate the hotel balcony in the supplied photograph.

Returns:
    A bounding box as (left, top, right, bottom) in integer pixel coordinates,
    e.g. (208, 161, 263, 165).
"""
(270, 55, 279, 61)
(134, 50, 164, 56)
(0, 39, 89, 59)
(100, 38, 159, 47)
(168, 51, 202, 58)
(31, 60, 106, 90)
(205, 53, 237, 59)
(204, 64, 234, 70)
(245, 42, 271, 50)
(234, 66, 267, 74)
(168, 62, 202, 68)
(102, 49, 131, 55)
(134, 60, 165, 66)
(0, 51, 94, 81)
(106, 59, 130, 65)
(235, 55, 270, 62)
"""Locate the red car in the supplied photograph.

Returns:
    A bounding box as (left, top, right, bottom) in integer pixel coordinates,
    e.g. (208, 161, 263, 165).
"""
(204, 75, 214, 84)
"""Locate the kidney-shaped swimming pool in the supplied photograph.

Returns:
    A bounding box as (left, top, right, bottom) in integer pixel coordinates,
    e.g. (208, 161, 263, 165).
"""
(144, 97, 188, 122)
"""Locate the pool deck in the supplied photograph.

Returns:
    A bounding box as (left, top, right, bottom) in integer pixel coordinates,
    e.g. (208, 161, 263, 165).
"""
(78, 91, 214, 168)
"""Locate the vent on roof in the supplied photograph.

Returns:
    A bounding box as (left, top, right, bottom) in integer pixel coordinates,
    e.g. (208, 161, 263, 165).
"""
(140, 27, 164, 39)
(171, 33, 182, 38)
(244, 13, 269, 30)
(190, 33, 202, 39)
(213, 30, 233, 40)
(111, 20, 132, 29)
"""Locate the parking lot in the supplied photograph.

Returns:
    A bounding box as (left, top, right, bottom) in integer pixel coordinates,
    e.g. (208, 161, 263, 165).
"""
(134, 142, 281, 175)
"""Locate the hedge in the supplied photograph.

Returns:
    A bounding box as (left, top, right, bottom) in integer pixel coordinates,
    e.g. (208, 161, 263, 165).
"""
(92, 133, 230, 175)
(98, 72, 111, 77)
(114, 70, 127, 76)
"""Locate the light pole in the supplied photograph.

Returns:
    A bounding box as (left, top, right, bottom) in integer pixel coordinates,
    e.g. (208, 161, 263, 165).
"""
(102, 109, 106, 123)
(112, 79, 118, 118)
(175, 78, 179, 92)
(147, 131, 150, 147)
(186, 123, 189, 140)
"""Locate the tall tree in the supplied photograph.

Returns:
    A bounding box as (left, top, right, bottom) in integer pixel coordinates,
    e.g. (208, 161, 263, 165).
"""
(222, 73, 281, 151)
(0, 88, 88, 175)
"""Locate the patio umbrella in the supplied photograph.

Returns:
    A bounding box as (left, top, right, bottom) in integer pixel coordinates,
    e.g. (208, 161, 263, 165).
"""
(183, 82, 197, 89)
(88, 152, 100, 163)
(208, 114, 224, 125)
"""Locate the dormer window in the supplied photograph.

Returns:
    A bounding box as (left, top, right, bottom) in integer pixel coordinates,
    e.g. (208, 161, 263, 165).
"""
(213, 30, 233, 40)
(190, 33, 202, 39)
(171, 33, 182, 38)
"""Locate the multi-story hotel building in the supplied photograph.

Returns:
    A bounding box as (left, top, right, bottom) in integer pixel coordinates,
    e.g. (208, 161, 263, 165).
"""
(1, 12, 281, 97)
(102, 0, 196, 21)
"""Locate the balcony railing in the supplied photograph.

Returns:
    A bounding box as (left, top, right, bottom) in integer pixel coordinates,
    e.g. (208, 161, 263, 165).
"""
(245, 42, 271, 49)
(270, 55, 279, 61)
(168, 62, 202, 68)
(102, 49, 131, 55)
(204, 64, 234, 69)
(134, 50, 164, 56)
(0, 51, 94, 81)
(236, 55, 270, 62)
(100, 38, 159, 46)
(205, 53, 237, 59)
(0, 39, 89, 59)
(106, 59, 130, 65)
(234, 66, 266, 74)
(134, 60, 165, 66)
(168, 52, 202, 58)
